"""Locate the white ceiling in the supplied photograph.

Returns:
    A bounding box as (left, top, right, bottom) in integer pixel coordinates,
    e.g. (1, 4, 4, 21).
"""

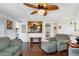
(0, 3, 79, 22)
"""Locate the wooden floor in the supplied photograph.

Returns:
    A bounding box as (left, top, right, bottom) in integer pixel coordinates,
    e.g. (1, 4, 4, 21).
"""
(22, 42, 68, 56)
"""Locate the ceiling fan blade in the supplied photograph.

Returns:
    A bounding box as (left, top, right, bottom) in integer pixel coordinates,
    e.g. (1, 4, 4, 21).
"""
(46, 4, 59, 10)
(43, 10, 48, 16)
(23, 3, 37, 9)
(31, 10, 38, 15)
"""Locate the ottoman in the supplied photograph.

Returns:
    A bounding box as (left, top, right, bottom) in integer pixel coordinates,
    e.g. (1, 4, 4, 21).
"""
(41, 41, 57, 53)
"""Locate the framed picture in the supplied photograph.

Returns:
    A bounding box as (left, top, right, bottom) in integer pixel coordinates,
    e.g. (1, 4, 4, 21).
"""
(21, 25, 26, 33)
(7, 20, 13, 29)
(28, 21, 42, 33)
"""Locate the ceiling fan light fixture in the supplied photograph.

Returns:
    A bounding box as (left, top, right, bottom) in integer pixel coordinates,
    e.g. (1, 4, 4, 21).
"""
(23, 3, 59, 16)
(37, 9, 45, 15)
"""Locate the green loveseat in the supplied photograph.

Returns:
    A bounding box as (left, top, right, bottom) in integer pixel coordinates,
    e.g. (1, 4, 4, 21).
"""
(0, 37, 23, 56)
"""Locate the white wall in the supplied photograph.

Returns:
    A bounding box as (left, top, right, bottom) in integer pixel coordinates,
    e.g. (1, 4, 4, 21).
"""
(0, 10, 79, 42)
(18, 19, 78, 42)
(0, 16, 28, 42)
(18, 21, 47, 42)
(0, 18, 78, 42)
(0, 16, 16, 39)
(19, 23, 28, 42)
(0, 17, 78, 42)
(24, 20, 65, 42)
(0, 18, 5, 37)
(58, 22, 75, 34)
(4, 19, 16, 39)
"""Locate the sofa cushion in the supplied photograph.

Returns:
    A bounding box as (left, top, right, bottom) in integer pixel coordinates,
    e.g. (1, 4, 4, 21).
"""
(2, 46, 21, 55)
(0, 51, 13, 56)
(10, 39, 22, 46)
(0, 37, 10, 50)
(41, 41, 57, 53)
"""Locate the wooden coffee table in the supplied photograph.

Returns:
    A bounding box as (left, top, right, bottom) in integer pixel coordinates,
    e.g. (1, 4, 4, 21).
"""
(69, 42, 79, 48)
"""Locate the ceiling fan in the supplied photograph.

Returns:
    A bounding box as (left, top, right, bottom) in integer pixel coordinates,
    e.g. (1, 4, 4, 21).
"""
(23, 3, 59, 16)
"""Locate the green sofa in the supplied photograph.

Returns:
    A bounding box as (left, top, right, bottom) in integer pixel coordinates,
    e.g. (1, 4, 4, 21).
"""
(0, 37, 23, 56)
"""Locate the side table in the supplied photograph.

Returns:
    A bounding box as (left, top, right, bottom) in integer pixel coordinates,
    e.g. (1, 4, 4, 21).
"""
(68, 42, 79, 56)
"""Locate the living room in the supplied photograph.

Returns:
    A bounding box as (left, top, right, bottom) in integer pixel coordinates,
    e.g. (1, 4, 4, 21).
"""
(0, 3, 79, 56)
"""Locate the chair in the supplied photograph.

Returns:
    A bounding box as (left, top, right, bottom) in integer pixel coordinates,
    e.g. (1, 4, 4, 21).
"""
(55, 34, 71, 52)
(41, 34, 71, 53)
